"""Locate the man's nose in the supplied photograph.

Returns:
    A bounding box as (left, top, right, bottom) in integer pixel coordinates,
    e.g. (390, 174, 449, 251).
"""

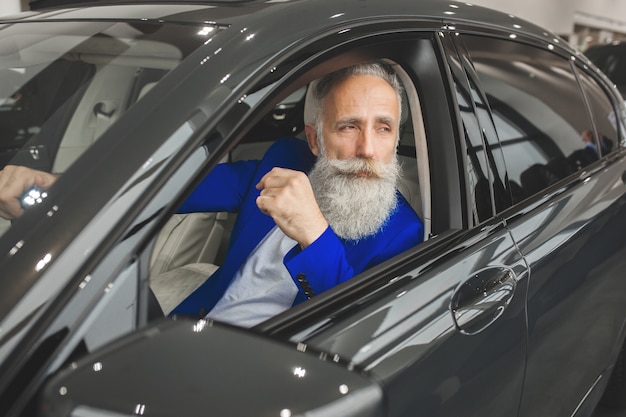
(356, 130, 376, 159)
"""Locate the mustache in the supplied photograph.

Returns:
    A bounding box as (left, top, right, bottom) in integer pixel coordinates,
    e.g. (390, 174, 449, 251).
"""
(326, 156, 398, 179)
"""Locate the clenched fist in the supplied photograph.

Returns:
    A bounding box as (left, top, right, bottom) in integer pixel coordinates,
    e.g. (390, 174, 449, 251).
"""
(256, 167, 328, 249)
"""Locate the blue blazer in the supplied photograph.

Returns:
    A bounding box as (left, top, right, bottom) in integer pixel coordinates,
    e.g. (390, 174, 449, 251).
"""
(170, 137, 424, 317)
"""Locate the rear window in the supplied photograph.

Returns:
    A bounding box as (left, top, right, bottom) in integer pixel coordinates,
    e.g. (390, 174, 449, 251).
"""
(463, 35, 601, 203)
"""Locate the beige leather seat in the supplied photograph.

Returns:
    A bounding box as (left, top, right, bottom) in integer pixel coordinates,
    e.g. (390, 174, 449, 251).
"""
(53, 65, 139, 173)
(150, 262, 219, 315)
(149, 212, 228, 276)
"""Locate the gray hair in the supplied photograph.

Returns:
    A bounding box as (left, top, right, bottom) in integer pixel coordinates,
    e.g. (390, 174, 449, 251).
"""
(305, 61, 404, 137)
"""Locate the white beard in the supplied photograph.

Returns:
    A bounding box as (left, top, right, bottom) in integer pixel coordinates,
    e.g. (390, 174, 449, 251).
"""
(308, 153, 401, 241)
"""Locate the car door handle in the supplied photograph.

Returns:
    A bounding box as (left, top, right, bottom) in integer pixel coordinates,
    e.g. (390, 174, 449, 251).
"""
(451, 267, 517, 335)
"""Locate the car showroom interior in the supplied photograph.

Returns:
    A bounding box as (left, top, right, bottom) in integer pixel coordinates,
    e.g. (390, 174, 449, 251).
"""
(0, 0, 625, 416)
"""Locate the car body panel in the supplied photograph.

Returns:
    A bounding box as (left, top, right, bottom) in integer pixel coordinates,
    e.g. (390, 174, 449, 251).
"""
(0, 1, 623, 417)
(455, 28, 626, 415)
(40, 318, 385, 417)
(508, 154, 626, 416)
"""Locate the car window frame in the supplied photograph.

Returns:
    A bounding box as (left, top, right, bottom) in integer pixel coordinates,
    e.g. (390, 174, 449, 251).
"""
(438, 31, 505, 226)
(239, 29, 468, 335)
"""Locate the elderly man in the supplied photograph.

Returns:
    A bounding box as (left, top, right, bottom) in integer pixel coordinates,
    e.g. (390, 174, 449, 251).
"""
(170, 61, 424, 326)
(0, 61, 424, 327)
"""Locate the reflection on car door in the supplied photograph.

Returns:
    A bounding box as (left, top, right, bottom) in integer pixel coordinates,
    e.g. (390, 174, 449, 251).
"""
(462, 33, 626, 416)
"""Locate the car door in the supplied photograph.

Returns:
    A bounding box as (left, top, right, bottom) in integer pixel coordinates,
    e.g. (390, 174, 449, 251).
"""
(459, 33, 626, 416)
(258, 29, 530, 417)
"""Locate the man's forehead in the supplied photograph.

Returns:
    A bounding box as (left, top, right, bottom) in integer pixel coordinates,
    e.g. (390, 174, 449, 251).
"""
(328, 83, 400, 123)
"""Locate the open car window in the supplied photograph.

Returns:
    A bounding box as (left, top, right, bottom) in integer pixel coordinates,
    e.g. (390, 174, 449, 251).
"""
(148, 71, 429, 318)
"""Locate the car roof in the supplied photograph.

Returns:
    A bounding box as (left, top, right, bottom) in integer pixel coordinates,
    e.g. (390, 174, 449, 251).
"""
(9, 0, 569, 52)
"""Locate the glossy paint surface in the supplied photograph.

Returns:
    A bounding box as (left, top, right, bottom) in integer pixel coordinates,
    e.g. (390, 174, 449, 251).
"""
(41, 319, 384, 416)
(0, 1, 623, 417)
(509, 161, 626, 416)
(296, 222, 530, 417)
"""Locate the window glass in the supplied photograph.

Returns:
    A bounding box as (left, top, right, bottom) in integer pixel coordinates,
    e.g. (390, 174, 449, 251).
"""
(576, 68, 620, 156)
(462, 35, 596, 202)
(0, 21, 218, 174)
(0, 20, 217, 238)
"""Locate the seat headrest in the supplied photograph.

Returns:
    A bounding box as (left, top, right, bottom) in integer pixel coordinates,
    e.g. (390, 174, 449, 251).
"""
(303, 79, 318, 126)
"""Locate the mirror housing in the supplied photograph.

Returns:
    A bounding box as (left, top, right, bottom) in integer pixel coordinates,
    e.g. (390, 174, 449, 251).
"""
(39, 318, 385, 417)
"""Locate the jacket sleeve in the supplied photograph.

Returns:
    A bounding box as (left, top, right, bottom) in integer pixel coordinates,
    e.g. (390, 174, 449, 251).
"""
(283, 210, 423, 301)
(283, 227, 352, 298)
(177, 159, 260, 213)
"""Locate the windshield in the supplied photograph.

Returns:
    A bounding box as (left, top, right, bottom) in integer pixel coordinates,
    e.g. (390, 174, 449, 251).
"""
(0, 19, 219, 236)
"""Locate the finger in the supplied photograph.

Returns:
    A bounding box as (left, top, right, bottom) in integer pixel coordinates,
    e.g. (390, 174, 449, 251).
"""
(256, 168, 278, 190)
(255, 176, 265, 191)
(256, 167, 296, 190)
(2, 166, 36, 191)
(256, 195, 272, 216)
(258, 187, 274, 197)
(0, 203, 23, 220)
(34, 173, 52, 189)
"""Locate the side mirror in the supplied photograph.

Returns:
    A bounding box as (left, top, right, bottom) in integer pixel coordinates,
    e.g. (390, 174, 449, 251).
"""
(39, 318, 385, 417)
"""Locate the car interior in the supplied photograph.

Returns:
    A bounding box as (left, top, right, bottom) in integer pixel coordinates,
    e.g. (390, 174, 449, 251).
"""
(0, 27, 432, 320)
(148, 61, 432, 315)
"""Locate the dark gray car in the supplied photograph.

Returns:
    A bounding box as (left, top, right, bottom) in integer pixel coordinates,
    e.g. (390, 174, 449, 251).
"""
(586, 41, 626, 98)
(0, 1, 625, 416)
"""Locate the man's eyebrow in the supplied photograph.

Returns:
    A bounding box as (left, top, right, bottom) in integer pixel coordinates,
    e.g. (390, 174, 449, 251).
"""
(376, 116, 396, 125)
(335, 116, 396, 125)
(335, 117, 361, 125)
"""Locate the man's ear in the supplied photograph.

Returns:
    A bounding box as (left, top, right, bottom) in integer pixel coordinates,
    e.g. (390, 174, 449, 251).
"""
(305, 123, 320, 157)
